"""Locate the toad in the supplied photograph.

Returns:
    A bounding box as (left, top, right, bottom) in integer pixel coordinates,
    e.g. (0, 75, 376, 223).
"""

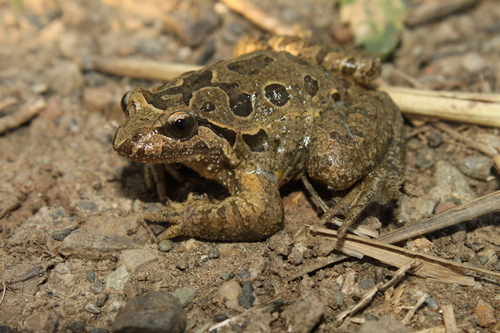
(113, 36, 405, 241)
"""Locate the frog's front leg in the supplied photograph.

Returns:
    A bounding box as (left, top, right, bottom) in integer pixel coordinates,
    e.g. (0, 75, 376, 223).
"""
(144, 171, 283, 241)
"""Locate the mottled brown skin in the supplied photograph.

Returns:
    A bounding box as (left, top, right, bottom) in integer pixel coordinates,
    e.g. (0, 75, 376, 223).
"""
(113, 36, 405, 241)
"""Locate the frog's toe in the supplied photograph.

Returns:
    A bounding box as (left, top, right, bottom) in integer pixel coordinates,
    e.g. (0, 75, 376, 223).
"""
(157, 224, 184, 241)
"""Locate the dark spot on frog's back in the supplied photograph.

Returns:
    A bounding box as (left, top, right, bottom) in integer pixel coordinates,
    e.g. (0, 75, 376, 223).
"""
(159, 70, 214, 106)
(304, 75, 319, 97)
(203, 121, 237, 147)
(227, 54, 274, 76)
(264, 84, 289, 106)
(243, 129, 268, 152)
(229, 93, 253, 117)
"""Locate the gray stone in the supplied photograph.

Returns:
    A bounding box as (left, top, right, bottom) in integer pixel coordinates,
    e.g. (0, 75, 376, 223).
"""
(112, 291, 186, 333)
(59, 214, 148, 259)
(52, 228, 72, 241)
(85, 303, 102, 314)
(397, 195, 435, 223)
(239, 281, 255, 309)
(170, 287, 196, 308)
(157, 239, 174, 252)
(456, 155, 493, 181)
(120, 249, 158, 274)
(105, 266, 130, 291)
(431, 160, 477, 204)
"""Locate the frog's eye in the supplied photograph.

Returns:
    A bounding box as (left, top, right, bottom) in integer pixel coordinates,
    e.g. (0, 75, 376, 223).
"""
(164, 111, 198, 140)
(120, 91, 132, 116)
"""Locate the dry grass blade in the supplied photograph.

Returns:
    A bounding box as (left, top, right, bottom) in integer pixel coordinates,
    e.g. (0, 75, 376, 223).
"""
(336, 261, 415, 324)
(307, 226, 500, 286)
(380, 86, 500, 128)
(433, 122, 498, 157)
(441, 304, 458, 333)
(85, 57, 200, 82)
(218, 0, 295, 36)
(378, 191, 500, 245)
(402, 292, 428, 324)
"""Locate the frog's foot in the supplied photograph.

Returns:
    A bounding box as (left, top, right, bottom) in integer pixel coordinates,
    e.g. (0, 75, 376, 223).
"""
(320, 137, 404, 238)
(143, 177, 284, 241)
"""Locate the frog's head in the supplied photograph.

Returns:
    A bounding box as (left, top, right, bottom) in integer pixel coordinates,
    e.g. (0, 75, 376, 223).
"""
(112, 86, 240, 168)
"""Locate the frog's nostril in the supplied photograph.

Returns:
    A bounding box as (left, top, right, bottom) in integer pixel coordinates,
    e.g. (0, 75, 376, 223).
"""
(132, 133, 143, 143)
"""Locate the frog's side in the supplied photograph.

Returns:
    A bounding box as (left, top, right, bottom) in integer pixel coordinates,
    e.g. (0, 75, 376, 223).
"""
(113, 36, 405, 241)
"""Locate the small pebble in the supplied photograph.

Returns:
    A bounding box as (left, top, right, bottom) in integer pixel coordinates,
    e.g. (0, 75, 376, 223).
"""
(97, 292, 109, 307)
(92, 181, 102, 190)
(359, 278, 375, 290)
(239, 269, 251, 279)
(176, 260, 188, 271)
(477, 255, 489, 265)
(90, 279, 103, 294)
(207, 247, 220, 259)
(219, 280, 241, 301)
(288, 246, 303, 265)
(85, 270, 96, 283)
(85, 303, 102, 314)
(52, 228, 72, 241)
(457, 156, 492, 181)
(112, 291, 186, 333)
(475, 299, 497, 327)
(333, 292, 344, 307)
(424, 297, 439, 310)
(170, 287, 196, 308)
(158, 239, 174, 252)
(213, 314, 229, 323)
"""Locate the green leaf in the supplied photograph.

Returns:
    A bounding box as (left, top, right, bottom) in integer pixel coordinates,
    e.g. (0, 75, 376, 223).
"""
(338, 0, 408, 59)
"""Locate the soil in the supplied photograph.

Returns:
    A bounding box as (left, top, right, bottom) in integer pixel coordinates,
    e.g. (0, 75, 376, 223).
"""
(1, 0, 500, 332)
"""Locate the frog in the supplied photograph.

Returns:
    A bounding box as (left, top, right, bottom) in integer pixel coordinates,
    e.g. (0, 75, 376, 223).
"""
(112, 35, 405, 241)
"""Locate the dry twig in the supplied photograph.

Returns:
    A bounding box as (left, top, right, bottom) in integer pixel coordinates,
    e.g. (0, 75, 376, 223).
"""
(432, 122, 498, 157)
(0, 98, 46, 134)
(0, 97, 18, 111)
(402, 292, 429, 324)
(306, 225, 500, 285)
(406, 0, 478, 27)
(379, 86, 500, 128)
(336, 261, 416, 324)
(441, 304, 458, 333)
(378, 190, 500, 245)
(218, 0, 295, 36)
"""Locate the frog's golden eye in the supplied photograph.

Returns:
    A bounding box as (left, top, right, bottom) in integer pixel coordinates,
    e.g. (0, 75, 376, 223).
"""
(164, 111, 198, 140)
(120, 91, 132, 116)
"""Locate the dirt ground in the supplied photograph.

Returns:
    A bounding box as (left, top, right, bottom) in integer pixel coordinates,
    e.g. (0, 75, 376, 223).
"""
(1, 0, 500, 332)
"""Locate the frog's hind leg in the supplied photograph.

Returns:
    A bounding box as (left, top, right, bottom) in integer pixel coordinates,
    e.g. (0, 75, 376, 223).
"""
(320, 127, 405, 238)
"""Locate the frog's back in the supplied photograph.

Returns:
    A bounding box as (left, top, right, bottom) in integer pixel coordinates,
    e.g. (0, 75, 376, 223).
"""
(153, 50, 340, 183)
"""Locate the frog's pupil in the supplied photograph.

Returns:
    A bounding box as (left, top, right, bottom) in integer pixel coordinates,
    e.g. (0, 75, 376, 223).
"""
(175, 118, 187, 130)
